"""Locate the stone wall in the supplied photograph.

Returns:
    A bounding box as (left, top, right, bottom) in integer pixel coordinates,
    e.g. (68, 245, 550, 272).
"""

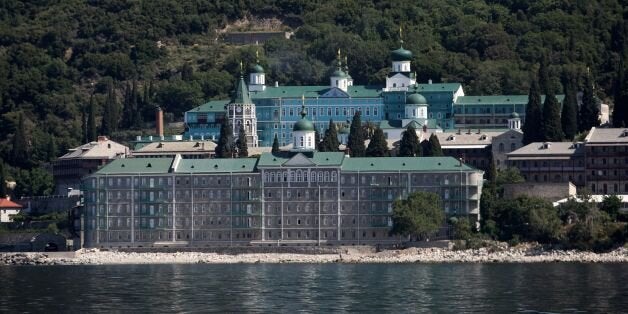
(503, 182, 577, 201)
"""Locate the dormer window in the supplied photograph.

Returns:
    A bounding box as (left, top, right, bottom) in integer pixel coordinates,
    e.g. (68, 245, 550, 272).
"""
(447, 135, 455, 141)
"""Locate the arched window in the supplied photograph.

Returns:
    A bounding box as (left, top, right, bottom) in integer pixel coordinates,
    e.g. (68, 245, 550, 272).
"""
(510, 143, 516, 152)
(290, 171, 295, 182)
(284, 172, 288, 182)
(300, 137, 304, 147)
(499, 143, 504, 152)
(311, 172, 316, 182)
(318, 172, 323, 182)
(331, 172, 337, 182)
(324, 172, 329, 182)
(296, 170, 302, 182)
(393, 83, 397, 88)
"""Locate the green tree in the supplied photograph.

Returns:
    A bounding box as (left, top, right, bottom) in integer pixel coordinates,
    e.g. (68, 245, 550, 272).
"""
(523, 78, 542, 145)
(538, 57, 550, 94)
(561, 77, 578, 140)
(451, 217, 474, 241)
(236, 125, 248, 157)
(428, 133, 443, 156)
(11, 113, 29, 167)
(100, 81, 118, 135)
(0, 160, 7, 198)
(493, 196, 562, 243)
(612, 57, 628, 127)
(86, 94, 97, 142)
(272, 133, 280, 154)
(391, 191, 445, 241)
(600, 195, 622, 221)
(398, 126, 421, 157)
(320, 119, 339, 152)
(541, 91, 563, 141)
(365, 127, 388, 157)
(578, 71, 600, 132)
(215, 120, 234, 158)
(347, 111, 365, 157)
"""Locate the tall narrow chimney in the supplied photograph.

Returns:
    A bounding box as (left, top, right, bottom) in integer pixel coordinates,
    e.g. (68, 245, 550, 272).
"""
(156, 106, 164, 138)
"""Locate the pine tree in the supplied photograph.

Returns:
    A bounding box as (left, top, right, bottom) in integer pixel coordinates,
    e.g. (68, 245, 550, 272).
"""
(87, 94, 97, 142)
(237, 125, 248, 157)
(320, 119, 339, 152)
(428, 133, 443, 156)
(578, 71, 600, 132)
(398, 126, 421, 157)
(366, 127, 388, 157)
(522, 78, 543, 145)
(347, 111, 365, 157)
(538, 57, 551, 94)
(215, 120, 234, 158)
(561, 77, 578, 139)
(11, 113, 29, 167)
(272, 134, 280, 154)
(0, 160, 7, 198)
(541, 91, 563, 141)
(612, 57, 628, 127)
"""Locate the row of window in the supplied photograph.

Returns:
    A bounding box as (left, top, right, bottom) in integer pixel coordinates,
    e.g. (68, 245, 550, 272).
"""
(264, 170, 338, 183)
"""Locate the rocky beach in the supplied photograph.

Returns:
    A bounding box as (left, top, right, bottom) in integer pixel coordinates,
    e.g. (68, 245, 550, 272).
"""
(1, 244, 627, 266)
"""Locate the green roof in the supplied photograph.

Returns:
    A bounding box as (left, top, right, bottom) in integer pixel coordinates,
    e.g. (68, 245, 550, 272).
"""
(188, 100, 229, 113)
(342, 156, 476, 172)
(455, 95, 565, 105)
(294, 117, 315, 132)
(249, 85, 382, 99)
(251, 64, 264, 73)
(175, 158, 258, 173)
(407, 93, 427, 105)
(233, 77, 252, 104)
(95, 158, 174, 175)
(331, 69, 348, 78)
(257, 152, 345, 167)
(415, 83, 462, 93)
(391, 46, 413, 61)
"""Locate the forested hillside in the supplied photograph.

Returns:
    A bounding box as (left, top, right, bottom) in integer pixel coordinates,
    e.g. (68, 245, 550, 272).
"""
(0, 0, 626, 196)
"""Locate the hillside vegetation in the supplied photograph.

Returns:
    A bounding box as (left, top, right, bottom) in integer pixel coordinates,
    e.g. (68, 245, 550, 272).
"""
(0, 0, 626, 196)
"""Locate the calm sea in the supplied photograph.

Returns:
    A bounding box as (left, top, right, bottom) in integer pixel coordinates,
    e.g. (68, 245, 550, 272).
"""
(1, 263, 627, 313)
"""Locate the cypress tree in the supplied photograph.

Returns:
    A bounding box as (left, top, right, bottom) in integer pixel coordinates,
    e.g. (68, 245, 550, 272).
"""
(321, 119, 339, 152)
(398, 126, 421, 157)
(272, 134, 280, 154)
(612, 57, 628, 127)
(347, 111, 365, 157)
(0, 160, 7, 198)
(100, 82, 118, 135)
(131, 80, 142, 128)
(541, 91, 563, 141)
(578, 71, 600, 132)
(11, 113, 28, 167)
(121, 81, 134, 129)
(538, 57, 551, 94)
(87, 94, 97, 142)
(428, 133, 444, 156)
(81, 102, 88, 143)
(523, 78, 543, 145)
(314, 130, 321, 149)
(46, 135, 58, 161)
(486, 156, 497, 184)
(237, 125, 248, 157)
(366, 127, 388, 157)
(561, 77, 578, 139)
(215, 120, 234, 158)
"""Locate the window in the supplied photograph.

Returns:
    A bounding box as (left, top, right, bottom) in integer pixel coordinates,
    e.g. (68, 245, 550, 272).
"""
(498, 143, 504, 152)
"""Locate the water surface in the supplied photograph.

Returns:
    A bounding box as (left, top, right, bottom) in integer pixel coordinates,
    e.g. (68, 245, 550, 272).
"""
(1, 263, 626, 312)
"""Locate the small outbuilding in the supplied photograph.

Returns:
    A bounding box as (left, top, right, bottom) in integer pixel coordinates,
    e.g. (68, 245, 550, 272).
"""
(0, 198, 23, 223)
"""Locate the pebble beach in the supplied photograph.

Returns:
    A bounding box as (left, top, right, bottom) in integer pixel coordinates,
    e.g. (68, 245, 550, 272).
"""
(2, 245, 627, 266)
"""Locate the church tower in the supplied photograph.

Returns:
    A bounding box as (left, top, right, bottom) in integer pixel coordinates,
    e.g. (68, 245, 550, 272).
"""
(228, 62, 259, 147)
(291, 95, 316, 151)
(385, 27, 416, 91)
(508, 112, 521, 130)
(249, 49, 266, 92)
(330, 49, 349, 92)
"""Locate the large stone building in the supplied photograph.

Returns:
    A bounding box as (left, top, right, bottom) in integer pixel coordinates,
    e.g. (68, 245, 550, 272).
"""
(53, 136, 129, 195)
(83, 110, 484, 248)
(584, 127, 628, 194)
(506, 141, 586, 186)
(184, 43, 561, 147)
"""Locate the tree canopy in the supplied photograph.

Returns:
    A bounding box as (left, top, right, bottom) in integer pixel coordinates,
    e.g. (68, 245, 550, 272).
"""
(391, 191, 445, 241)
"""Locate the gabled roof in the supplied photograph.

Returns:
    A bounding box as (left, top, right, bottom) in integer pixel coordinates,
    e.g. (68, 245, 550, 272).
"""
(249, 85, 382, 99)
(435, 130, 506, 147)
(585, 127, 628, 144)
(58, 137, 128, 160)
(95, 158, 174, 175)
(188, 100, 229, 113)
(416, 83, 462, 93)
(233, 76, 252, 104)
(507, 142, 584, 158)
(454, 95, 565, 105)
(257, 152, 345, 167)
(133, 141, 216, 154)
(0, 198, 22, 209)
(341, 156, 477, 172)
(175, 158, 258, 173)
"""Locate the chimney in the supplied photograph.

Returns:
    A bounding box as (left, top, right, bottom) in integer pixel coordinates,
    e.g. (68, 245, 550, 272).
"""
(428, 79, 433, 84)
(156, 106, 164, 138)
(97, 136, 108, 142)
(275, 81, 279, 87)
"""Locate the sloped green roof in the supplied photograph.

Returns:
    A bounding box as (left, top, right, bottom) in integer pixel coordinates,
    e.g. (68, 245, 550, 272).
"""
(249, 85, 382, 99)
(95, 158, 174, 175)
(257, 152, 345, 167)
(455, 95, 565, 105)
(251, 64, 264, 73)
(415, 83, 462, 93)
(407, 93, 427, 105)
(233, 77, 252, 104)
(188, 100, 229, 112)
(175, 158, 258, 173)
(391, 46, 413, 61)
(342, 156, 476, 172)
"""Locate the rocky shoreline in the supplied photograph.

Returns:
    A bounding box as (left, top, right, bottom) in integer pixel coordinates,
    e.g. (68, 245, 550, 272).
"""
(1, 245, 627, 266)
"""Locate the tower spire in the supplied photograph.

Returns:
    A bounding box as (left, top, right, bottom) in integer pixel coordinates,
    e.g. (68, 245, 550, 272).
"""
(239, 60, 243, 77)
(399, 25, 404, 46)
(301, 94, 306, 118)
(256, 49, 259, 64)
(337, 48, 342, 68)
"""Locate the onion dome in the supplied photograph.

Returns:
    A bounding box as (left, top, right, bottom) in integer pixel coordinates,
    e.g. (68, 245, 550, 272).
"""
(251, 64, 264, 73)
(293, 107, 315, 132)
(406, 92, 427, 105)
(510, 112, 520, 119)
(331, 69, 348, 78)
(391, 46, 413, 61)
(338, 125, 350, 134)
